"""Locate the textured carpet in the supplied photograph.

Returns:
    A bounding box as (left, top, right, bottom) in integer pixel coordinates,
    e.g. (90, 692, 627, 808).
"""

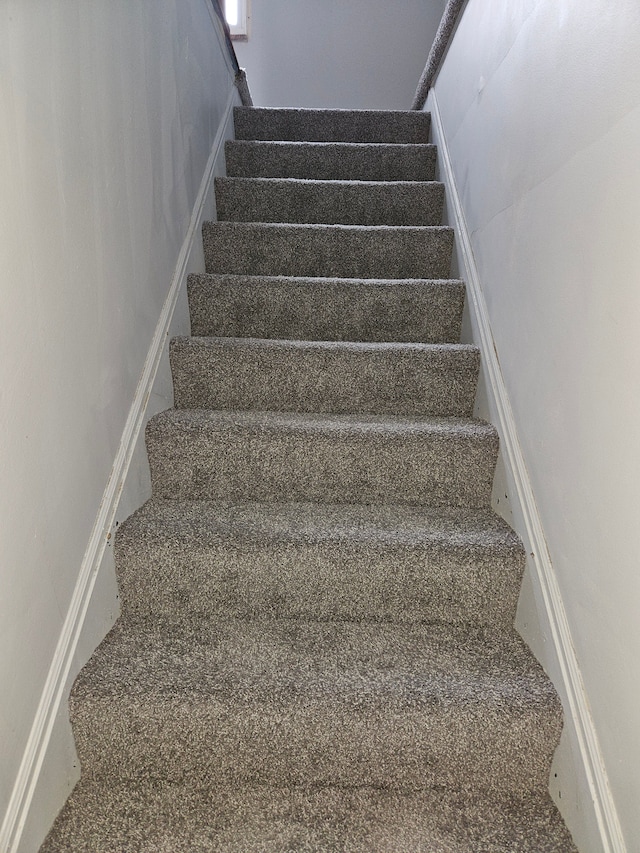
(169, 336, 480, 415)
(233, 107, 431, 143)
(114, 500, 525, 628)
(41, 106, 577, 851)
(40, 783, 576, 853)
(214, 177, 445, 225)
(187, 274, 466, 343)
(225, 140, 438, 181)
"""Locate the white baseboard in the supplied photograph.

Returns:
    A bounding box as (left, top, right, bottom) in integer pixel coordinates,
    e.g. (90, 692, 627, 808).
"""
(427, 88, 626, 853)
(0, 83, 238, 853)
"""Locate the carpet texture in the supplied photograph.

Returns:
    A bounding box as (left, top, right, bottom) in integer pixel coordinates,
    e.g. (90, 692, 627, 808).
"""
(202, 222, 454, 279)
(170, 336, 480, 415)
(187, 274, 466, 342)
(233, 107, 431, 143)
(225, 140, 438, 181)
(214, 178, 445, 225)
(41, 106, 577, 851)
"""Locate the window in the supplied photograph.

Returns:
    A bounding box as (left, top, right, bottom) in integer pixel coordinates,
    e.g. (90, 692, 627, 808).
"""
(223, 0, 250, 40)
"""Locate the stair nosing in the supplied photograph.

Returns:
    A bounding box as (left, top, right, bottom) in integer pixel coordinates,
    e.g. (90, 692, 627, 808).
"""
(188, 272, 465, 286)
(119, 498, 524, 550)
(226, 139, 437, 150)
(206, 220, 453, 233)
(171, 335, 479, 354)
(216, 176, 444, 188)
(148, 407, 497, 435)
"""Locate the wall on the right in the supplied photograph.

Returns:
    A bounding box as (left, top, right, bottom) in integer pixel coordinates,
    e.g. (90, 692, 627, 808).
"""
(234, 0, 447, 109)
(433, 1, 640, 849)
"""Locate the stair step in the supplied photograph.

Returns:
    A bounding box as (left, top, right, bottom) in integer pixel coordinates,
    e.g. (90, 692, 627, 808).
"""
(116, 500, 525, 628)
(234, 106, 432, 144)
(215, 177, 445, 226)
(70, 620, 562, 794)
(145, 410, 499, 506)
(187, 274, 465, 343)
(170, 336, 479, 416)
(225, 140, 437, 181)
(41, 780, 577, 852)
(203, 222, 453, 280)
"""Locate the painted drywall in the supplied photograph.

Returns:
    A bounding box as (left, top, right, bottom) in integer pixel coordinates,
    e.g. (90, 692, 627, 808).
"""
(433, 1, 640, 848)
(234, 0, 448, 109)
(0, 2, 237, 848)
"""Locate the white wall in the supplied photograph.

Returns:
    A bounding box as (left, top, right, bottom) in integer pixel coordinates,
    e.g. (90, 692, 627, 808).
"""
(234, 0, 448, 109)
(433, 1, 640, 849)
(0, 2, 237, 849)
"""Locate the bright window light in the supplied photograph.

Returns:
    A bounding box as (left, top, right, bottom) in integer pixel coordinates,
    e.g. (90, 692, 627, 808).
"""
(225, 0, 238, 27)
(224, 0, 249, 39)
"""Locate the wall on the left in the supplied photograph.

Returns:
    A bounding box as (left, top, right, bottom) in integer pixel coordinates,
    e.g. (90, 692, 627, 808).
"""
(0, 2, 237, 850)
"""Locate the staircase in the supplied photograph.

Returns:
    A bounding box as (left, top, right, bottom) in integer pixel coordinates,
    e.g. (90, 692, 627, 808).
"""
(41, 107, 576, 851)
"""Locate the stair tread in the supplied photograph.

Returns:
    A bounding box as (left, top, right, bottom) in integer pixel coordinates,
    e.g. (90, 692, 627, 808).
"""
(121, 498, 522, 550)
(73, 618, 558, 711)
(41, 780, 577, 853)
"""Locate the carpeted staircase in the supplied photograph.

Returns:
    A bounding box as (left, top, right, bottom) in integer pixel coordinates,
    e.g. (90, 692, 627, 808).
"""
(41, 107, 577, 851)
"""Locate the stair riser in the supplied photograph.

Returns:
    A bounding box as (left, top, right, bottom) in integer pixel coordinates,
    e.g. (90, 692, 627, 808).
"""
(203, 223, 454, 280)
(234, 107, 432, 143)
(215, 178, 444, 226)
(170, 338, 479, 417)
(146, 415, 498, 507)
(116, 538, 524, 628)
(225, 141, 437, 181)
(188, 275, 465, 343)
(71, 701, 561, 795)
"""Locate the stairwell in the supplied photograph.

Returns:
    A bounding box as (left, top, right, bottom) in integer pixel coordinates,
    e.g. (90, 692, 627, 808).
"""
(41, 107, 577, 851)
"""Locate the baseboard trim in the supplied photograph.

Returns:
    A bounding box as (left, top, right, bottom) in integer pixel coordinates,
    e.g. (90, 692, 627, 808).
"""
(0, 83, 237, 853)
(428, 88, 626, 853)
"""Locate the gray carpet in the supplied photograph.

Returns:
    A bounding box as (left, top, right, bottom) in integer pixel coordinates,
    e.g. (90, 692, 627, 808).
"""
(41, 783, 575, 853)
(170, 337, 480, 415)
(214, 177, 445, 226)
(225, 140, 438, 181)
(41, 106, 577, 851)
(187, 275, 466, 342)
